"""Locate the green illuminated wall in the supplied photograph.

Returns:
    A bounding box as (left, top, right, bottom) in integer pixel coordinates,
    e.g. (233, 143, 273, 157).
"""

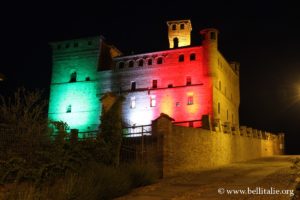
(48, 37, 102, 135)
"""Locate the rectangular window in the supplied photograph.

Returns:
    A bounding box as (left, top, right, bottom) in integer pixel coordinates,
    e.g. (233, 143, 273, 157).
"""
(187, 95, 193, 105)
(218, 102, 220, 114)
(150, 95, 156, 107)
(131, 81, 136, 91)
(186, 76, 192, 85)
(152, 80, 157, 88)
(130, 96, 136, 109)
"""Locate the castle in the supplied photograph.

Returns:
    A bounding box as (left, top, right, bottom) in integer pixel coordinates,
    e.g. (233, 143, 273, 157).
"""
(48, 19, 240, 136)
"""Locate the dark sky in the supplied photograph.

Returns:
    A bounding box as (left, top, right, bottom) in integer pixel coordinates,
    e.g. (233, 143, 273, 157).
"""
(1, 1, 300, 153)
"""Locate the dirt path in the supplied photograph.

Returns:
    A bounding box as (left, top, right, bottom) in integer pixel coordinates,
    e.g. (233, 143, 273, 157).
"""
(116, 156, 300, 200)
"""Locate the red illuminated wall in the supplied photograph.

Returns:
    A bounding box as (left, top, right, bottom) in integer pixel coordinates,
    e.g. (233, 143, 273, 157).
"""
(110, 46, 213, 126)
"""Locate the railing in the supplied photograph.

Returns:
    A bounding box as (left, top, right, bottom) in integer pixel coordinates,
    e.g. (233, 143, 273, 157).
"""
(173, 119, 202, 128)
(123, 124, 152, 137)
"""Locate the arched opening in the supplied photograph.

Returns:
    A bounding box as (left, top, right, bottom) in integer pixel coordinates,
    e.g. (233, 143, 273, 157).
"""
(157, 57, 163, 64)
(180, 24, 184, 29)
(172, 24, 176, 30)
(179, 54, 184, 62)
(138, 59, 144, 67)
(118, 62, 125, 69)
(128, 60, 134, 68)
(147, 59, 152, 65)
(173, 37, 179, 48)
(70, 72, 77, 82)
(190, 53, 196, 61)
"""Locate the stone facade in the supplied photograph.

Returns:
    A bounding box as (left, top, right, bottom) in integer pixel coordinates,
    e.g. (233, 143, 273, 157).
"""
(152, 114, 284, 177)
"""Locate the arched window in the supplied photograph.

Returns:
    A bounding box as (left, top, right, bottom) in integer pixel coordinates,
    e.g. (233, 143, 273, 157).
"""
(118, 62, 125, 69)
(179, 54, 184, 62)
(180, 24, 184, 29)
(70, 72, 77, 82)
(190, 53, 196, 61)
(138, 59, 144, 67)
(148, 59, 152, 65)
(173, 37, 179, 48)
(172, 24, 176, 30)
(157, 57, 163, 64)
(128, 60, 134, 68)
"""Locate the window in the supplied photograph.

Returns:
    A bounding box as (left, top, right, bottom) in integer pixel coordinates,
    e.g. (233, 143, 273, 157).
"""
(131, 81, 136, 91)
(168, 84, 173, 88)
(57, 44, 61, 50)
(187, 94, 193, 105)
(219, 81, 221, 90)
(190, 53, 196, 61)
(157, 57, 163, 64)
(118, 62, 125, 69)
(186, 76, 192, 85)
(227, 110, 229, 120)
(70, 72, 77, 82)
(179, 54, 184, 62)
(152, 80, 157, 88)
(180, 24, 184, 29)
(210, 32, 216, 40)
(176, 102, 180, 107)
(88, 41, 92, 45)
(148, 59, 152, 65)
(128, 60, 134, 68)
(74, 42, 78, 47)
(66, 105, 72, 113)
(173, 37, 179, 48)
(130, 96, 136, 109)
(85, 77, 90, 81)
(150, 95, 156, 107)
(138, 59, 144, 67)
(218, 102, 220, 114)
(65, 43, 70, 48)
(172, 24, 176, 30)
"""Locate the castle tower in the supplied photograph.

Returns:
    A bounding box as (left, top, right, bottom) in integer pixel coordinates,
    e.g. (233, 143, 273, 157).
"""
(167, 20, 192, 48)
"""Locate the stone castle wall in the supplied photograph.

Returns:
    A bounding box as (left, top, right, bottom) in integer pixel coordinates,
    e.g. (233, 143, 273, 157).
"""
(152, 115, 284, 177)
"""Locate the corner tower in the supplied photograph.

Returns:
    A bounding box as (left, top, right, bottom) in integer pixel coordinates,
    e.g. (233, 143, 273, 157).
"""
(167, 19, 192, 48)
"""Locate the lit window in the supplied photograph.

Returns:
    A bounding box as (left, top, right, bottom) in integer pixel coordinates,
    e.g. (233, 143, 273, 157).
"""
(187, 94, 193, 105)
(190, 53, 196, 61)
(66, 105, 72, 113)
(180, 24, 184, 29)
(157, 57, 163, 64)
(130, 96, 136, 109)
(131, 81, 136, 91)
(179, 55, 184, 62)
(172, 24, 176, 30)
(152, 80, 157, 88)
(150, 95, 156, 107)
(186, 76, 192, 85)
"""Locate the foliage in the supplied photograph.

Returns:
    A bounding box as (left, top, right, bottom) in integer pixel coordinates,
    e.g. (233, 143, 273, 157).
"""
(99, 95, 124, 166)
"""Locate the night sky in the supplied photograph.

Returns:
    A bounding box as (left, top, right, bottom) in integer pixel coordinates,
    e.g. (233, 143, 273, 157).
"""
(1, 1, 300, 154)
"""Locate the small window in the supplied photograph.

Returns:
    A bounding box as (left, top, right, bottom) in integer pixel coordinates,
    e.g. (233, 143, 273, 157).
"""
(128, 60, 134, 68)
(118, 62, 125, 69)
(74, 42, 78, 47)
(219, 81, 221, 90)
(180, 24, 184, 29)
(187, 95, 193, 105)
(57, 44, 61, 50)
(210, 32, 216, 40)
(131, 81, 136, 91)
(66, 105, 72, 113)
(190, 53, 196, 61)
(88, 41, 92, 45)
(168, 84, 173, 88)
(65, 43, 70, 48)
(176, 102, 180, 107)
(186, 76, 192, 86)
(172, 24, 176, 30)
(218, 102, 220, 114)
(85, 77, 90, 81)
(152, 80, 157, 88)
(173, 37, 179, 48)
(70, 72, 77, 82)
(138, 59, 144, 67)
(157, 57, 163, 64)
(227, 110, 229, 120)
(179, 54, 184, 62)
(148, 59, 152, 65)
(150, 95, 156, 107)
(130, 96, 136, 109)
